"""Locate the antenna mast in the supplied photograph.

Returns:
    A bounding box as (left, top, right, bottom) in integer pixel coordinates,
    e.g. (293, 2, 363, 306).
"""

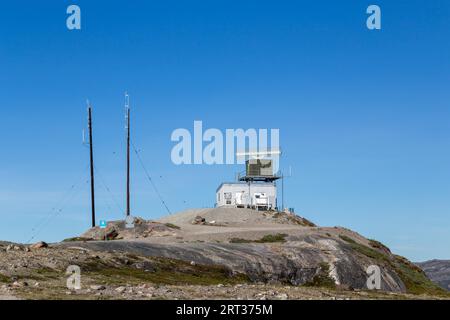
(87, 101, 96, 227)
(125, 92, 131, 217)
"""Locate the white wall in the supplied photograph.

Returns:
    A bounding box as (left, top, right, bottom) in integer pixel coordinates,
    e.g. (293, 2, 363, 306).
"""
(216, 183, 277, 209)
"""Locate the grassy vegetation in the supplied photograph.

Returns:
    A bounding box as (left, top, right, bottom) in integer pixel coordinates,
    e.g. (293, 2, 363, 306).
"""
(300, 218, 316, 227)
(229, 238, 253, 244)
(0, 273, 9, 283)
(350, 242, 387, 261)
(368, 239, 391, 253)
(258, 234, 288, 243)
(303, 263, 336, 289)
(34, 268, 60, 278)
(339, 234, 449, 296)
(15, 268, 61, 282)
(339, 235, 357, 244)
(392, 255, 447, 296)
(272, 212, 316, 227)
(230, 233, 288, 244)
(164, 223, 181, 230)
(62, 237, 93, 242)
(12, 255, 249, 300)
(81, 256, 249, 286)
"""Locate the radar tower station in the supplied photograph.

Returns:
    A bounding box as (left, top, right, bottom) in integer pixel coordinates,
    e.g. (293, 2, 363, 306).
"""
(216, 150, 282, 211)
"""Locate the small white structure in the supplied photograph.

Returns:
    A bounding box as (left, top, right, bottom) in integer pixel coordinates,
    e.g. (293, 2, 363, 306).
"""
(216, 182, 277, 210)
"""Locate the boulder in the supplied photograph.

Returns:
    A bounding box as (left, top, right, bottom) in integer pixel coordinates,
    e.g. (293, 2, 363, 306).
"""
(105, 228, 119, 240)
(30, 242, 48, 250)
(192, 216, 206, 225)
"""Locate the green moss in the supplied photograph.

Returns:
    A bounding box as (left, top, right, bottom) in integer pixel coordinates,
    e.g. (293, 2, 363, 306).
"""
(164, 223, 181, 230)
(229, 238, 252, 243)
(62, 237, 93, 242)
(258, 234, 288, 243)
(230, 233, 288, 244)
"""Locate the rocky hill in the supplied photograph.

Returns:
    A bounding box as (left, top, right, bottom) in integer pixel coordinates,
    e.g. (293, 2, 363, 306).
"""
(62, 208, 446, 295)
(1, 208, 448, 300)
(416, 260, 450, 291)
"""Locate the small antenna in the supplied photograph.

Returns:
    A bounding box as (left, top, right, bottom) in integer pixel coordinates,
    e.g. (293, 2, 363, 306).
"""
(82, 99, 91, 146)
(82, 129, 86, 145)
(124, 92, 130, 130)
(125, 92, 129, 107)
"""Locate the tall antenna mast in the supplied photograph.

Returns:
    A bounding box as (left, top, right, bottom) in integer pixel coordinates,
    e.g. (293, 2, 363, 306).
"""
(125, 92, 131, 217)
(87, 101, 96, 227)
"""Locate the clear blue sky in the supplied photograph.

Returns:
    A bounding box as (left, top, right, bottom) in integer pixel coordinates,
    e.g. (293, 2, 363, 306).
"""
(0, 1, 449, 262)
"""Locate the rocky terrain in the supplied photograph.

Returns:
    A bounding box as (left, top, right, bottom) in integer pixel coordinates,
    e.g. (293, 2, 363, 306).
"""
(0, 208, 448, 300)
(416, 260, 450, 291)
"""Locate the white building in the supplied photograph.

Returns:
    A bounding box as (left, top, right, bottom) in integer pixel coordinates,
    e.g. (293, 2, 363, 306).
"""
(216, 182, 277, 210)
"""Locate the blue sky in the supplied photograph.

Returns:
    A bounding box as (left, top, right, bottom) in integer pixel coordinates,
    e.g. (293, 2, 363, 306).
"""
(0, 0, 449, 262)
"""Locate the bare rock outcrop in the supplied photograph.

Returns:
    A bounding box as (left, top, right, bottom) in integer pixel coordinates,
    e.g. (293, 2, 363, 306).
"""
(78, 218, 178, 241)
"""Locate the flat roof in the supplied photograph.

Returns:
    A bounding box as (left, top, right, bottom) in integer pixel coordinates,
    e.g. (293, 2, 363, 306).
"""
(216, 181, 275, 193)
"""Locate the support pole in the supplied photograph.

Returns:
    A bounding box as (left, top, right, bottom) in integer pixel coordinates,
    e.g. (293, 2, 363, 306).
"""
(125, 94, 131, 217)
(88, 105, 96, 227)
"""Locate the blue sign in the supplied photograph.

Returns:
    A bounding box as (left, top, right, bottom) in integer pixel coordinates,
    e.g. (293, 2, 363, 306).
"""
(99, 220, 107, 229)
